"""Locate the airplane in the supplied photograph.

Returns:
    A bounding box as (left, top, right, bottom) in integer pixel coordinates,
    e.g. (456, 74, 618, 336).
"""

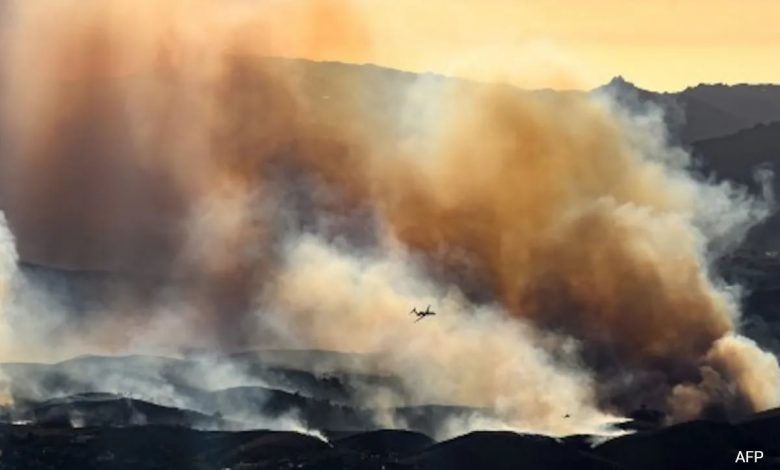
(410, 305, 436, 322)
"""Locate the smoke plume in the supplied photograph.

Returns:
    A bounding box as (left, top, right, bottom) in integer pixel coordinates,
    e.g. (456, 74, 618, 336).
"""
(0, 0, 778, 437)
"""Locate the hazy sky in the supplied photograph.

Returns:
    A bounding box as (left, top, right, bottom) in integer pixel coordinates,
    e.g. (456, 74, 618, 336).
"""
(276, 0, 780, 91)
(3, 0, 777, 91)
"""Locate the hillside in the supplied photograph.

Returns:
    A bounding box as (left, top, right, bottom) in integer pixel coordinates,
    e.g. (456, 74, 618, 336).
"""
(599, 77, 780, 143)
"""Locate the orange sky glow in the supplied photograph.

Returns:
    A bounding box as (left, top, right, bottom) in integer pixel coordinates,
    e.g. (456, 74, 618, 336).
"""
(4, 0, 778, 91)
(271, 0, 780, 91)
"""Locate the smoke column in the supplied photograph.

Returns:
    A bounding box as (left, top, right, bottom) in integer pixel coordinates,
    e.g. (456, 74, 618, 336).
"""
(0, 0, 777, 436)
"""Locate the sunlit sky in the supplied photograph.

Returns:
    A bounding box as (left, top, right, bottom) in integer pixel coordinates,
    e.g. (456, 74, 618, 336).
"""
(275, 0, 780, 91)
(6, 0, 778, 91)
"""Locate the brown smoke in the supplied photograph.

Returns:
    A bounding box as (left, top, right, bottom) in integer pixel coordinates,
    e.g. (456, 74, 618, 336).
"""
(360, 86, 742, 410)
(0, 0, 778, 435)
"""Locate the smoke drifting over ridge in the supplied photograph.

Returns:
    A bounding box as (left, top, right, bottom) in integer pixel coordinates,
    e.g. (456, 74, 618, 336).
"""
(0, 0, 778, 436)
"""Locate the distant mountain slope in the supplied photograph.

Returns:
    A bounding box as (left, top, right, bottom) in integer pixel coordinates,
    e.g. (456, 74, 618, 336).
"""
(599, 77, 780, 143)
(681, 84, 780, 141)
(691, 121, 780, 251)
(300, 64, 780, 144)
(0, 352, 483, 436)
(692, 121, 780, 190)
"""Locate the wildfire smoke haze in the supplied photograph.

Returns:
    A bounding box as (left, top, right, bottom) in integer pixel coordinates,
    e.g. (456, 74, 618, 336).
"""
(0, 0, 777, 438)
